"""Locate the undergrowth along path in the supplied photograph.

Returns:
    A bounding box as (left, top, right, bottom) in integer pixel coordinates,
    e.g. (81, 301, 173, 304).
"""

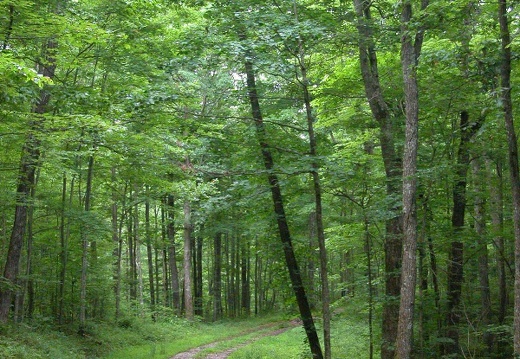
(170, 319, 301, 359)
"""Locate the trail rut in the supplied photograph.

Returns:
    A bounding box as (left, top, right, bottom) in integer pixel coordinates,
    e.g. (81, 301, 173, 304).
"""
(170, 319, 300, 359)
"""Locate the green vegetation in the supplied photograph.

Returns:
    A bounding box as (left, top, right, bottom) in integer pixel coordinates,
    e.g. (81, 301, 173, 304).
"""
(1, 0, 520, 358)
(0, 309, 375, 359)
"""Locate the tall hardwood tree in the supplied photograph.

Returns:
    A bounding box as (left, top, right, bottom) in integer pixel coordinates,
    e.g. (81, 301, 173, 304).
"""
(352, 1, 403, 356)
(0, 39, 57, 322)
(395, 0, 426, 354)
(497, 0, 520, 353)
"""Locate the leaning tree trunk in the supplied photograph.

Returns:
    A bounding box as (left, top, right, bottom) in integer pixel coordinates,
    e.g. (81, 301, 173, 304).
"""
(295, 27, 331, 358)
(242, 39, 323, 359)
(497, 0, 520, 353)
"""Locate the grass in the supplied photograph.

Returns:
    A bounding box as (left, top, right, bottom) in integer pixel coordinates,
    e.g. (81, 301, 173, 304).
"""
(0, 299, 377, 359)
(229, 298, 380, 359)
(103, 314, 290, 359)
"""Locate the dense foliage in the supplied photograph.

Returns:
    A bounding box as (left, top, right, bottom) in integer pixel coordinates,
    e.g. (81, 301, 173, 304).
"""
(0, 0, 519, 358)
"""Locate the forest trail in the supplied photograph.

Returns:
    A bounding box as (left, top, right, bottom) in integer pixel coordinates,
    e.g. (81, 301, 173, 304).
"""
(170, 319, 301, 359)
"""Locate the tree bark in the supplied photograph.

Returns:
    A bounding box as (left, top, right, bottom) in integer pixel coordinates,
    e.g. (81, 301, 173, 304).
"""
(183, 199, 194, 320)
(241, 238, 250, 316)
(166, 194, 181, 314)
(444, 111, 482, 356)
(0, 41, 56, 323)
(145, 196, 156, 311)
(487, 158, 507, 324)
(195, 233, 203, 317)
(352, 1, 403, 356)
(472, 157, 493, 351)
(243, 49, 323, 359)
(213, 232, 223, 321)
(58, 173, 68, 325)
(497, 0, 520, 353)
(79, 154, 94, 333)
(112, 168, 123, 320)
(395, 0, 420, 356)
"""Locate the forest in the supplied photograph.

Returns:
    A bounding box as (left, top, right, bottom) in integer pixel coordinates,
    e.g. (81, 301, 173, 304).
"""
(0, 0, 519, 358)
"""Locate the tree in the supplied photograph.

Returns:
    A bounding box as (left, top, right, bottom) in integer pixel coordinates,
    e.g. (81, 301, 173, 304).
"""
(395, 0, 426, 355)
(352, 1, 403, 356)
(497, 0, 520, 354)
(242, 35, 324, 359)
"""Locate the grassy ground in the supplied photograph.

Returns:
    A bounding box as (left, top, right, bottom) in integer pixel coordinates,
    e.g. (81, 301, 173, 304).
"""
(0, 299, 376, 359)
(229, 299, 378, 359)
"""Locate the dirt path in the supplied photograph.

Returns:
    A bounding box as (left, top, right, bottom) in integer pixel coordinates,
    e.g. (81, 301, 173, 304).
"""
(170, 319, 301, 359)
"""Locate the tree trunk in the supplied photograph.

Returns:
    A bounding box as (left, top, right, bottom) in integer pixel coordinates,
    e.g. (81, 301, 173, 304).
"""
(183, 199, 194, 321)
(0, 41, 56, 323)
(445, 111, 482, 356)
(497, 0, 520, 353)
(112, 168, 123, 320)
(166, 194, 181, 314)
(195, 233, 203, 317)
(58, 173, 68, 325)
(213, 232, 223, 321)
(79, 154, 94, 333)
(395, 0, 425, 355)
(145, 196, 156, 311)
(487, 158, 507, 324)
(352, 2, 403, 356)
(133, 191, 144, 314)
(297, 43, 332, 359)
(472, 157, 493, 351)
(241, 238, 250, 316)
(243, 48, 323, 359)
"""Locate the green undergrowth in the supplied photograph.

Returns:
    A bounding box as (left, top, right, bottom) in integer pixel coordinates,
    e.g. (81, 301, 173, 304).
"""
(0, 313, 287, 359)
(0, 299, 376, 359)
(229, 297, 379, 359)
(103, 313, 289, 359)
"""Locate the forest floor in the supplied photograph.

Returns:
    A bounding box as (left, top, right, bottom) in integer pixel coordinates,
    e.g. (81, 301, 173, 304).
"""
(170, 318, 301, 359)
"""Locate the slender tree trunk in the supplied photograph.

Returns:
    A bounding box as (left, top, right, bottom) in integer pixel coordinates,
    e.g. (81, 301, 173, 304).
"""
(166, 194, 181, 314)
(297, 42, 331, 359)
(243, 48, 323, 359)
(58, 173, 68, 325)
(134, 198, 144, 314)
(145, 197, 156, 312)
(241, 238, 250, 316)
(111, 168, 123, 320)
(213, 232, 223, 321)
(352, 2, 403, 356)
(445, 111, 483, 356)
(183, 199, 194, 320)
(195, 233, 203, 317)
(472, 157, 493, 351)
(497, 0, 520, 353)
(307, 213, 317, 306)
(79, 154, 94, 334)
(487, 158, 507, 324)
(364, 217, 374, 359)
